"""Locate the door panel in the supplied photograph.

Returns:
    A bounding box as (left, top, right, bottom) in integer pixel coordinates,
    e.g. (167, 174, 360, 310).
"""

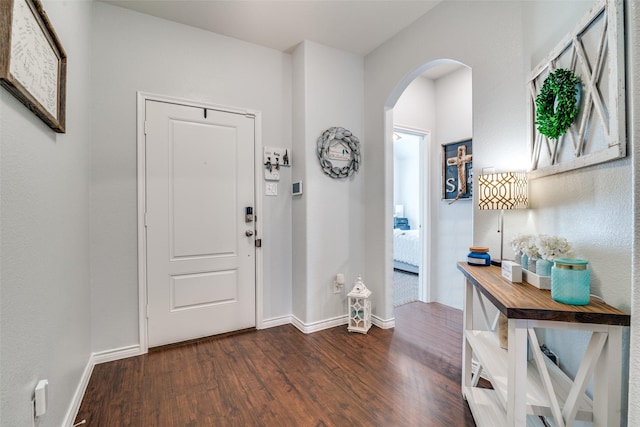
(171, 270, 237, 309)
(171, 121, 237, 258)
(145, 100, 255, 347)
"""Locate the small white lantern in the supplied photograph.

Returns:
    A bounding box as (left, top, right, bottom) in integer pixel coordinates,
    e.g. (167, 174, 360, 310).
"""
(347, 275, 372, 334)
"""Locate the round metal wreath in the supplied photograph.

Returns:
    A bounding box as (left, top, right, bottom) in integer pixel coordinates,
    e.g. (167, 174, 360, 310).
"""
(316, 127, 361, 178)
(535, 68, 582, 140)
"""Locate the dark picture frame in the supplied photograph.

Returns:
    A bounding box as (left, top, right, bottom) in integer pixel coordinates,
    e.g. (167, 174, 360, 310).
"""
(0, 0, 67, 133)
(442, 139, 473, 202)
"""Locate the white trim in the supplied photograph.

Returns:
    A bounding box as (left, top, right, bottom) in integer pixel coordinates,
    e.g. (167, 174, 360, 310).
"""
(91, 345, 143, 365)
(260, 315, 293, 329)
(62, 344, 143, 427)
(136, 91, 264, 352)
(393, 125, 432, 304)
(372, 314, 395, 329)
(291, 314, 349, 334)
(62, 358, 94, 427)
(136, 92, 148, 353)
(253, 113, 264, 330)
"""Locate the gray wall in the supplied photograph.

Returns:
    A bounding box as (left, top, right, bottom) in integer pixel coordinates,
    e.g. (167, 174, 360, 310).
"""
(365, 0, 526, 321)
(365, 0, 637, 424)
(0, 2, 93, 426)
(291, 41, 365, 326)
(90, 2, 293, 351)
(2, 1, 638, 425)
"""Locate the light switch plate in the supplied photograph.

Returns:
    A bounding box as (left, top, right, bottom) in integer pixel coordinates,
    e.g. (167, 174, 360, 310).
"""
(264, 169, 280, 181)
(265, 182, 278, 196)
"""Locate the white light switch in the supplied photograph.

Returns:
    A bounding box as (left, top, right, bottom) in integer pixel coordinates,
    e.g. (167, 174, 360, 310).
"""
(265, 183, 278, 196)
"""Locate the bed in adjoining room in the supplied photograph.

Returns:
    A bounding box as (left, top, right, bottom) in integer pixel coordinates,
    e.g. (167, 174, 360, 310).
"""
(393, 229, 420, 274)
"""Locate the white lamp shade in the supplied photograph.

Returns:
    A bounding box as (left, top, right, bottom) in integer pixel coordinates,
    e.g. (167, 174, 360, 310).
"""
(478, 172, 529, 210)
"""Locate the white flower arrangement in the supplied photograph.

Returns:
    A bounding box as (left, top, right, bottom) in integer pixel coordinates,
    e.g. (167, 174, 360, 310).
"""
(536, 234, 573, 261)
(511, 234, 573, 259)
(510, 234, 534, 254)
(521, 237, 541, 259)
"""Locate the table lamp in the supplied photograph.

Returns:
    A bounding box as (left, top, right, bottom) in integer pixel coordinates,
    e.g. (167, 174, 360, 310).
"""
(478, 172, 529, 266)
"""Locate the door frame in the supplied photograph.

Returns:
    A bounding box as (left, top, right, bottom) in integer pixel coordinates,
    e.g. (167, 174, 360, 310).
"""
(136, 91, 264, 353)
(392, 125, 432, 303)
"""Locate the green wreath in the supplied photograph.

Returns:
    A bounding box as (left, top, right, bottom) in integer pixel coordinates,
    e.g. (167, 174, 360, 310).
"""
(535, 68, 582, 140)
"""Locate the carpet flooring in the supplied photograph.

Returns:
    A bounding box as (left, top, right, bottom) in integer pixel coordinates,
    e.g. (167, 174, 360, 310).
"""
(393, 270, 420, 307)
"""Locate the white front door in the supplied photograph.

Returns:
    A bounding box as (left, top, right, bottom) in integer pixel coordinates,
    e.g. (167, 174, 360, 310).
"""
(145, 100, 256, 347)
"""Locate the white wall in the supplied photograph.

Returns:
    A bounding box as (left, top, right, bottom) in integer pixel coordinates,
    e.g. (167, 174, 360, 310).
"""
(365, 1, 526, 322)
(291, 41, 365, 326)
(365, 0, 637, 424)
(394, 76, 435, 231)
(0, 2, 93, 426)
(3, 1, 638, 425)
(392, 70, 474, 309)
(393, 133, 420, 228)
(90, 3, 293, 351)
(628, 1, 640, 424)
(520, 2, 634, 423)
(432, 67, 473, 309)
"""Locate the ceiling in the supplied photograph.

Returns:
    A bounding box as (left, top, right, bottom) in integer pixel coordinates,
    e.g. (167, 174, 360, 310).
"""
(102, 0, 443, 56)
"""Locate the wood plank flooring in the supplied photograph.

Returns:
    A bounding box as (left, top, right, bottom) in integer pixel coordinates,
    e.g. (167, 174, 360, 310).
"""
(75, 302, 477, 426)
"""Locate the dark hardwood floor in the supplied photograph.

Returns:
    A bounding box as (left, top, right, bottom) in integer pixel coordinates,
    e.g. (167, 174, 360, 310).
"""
(75, 302, 477, 426)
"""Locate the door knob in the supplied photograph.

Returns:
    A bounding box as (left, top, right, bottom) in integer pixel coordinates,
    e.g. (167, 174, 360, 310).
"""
(245, 230, 254, 237)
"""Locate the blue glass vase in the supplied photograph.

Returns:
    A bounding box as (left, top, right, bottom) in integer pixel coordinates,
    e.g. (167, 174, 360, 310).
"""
(551, 258, 590, 305)
(521, 253, 529, 270)
(537, 259, 552, 276)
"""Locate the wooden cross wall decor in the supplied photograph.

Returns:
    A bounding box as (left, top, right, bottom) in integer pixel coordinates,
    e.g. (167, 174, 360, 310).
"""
(527, 0, 625, 179)
(442, 139, 473, 203)
(447, 145, 473, 202)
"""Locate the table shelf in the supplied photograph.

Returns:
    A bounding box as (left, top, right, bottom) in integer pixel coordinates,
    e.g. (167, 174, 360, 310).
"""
(458, 263, 629, 427)
(463, 387, 545, 427)
(466, 330, 593, 421)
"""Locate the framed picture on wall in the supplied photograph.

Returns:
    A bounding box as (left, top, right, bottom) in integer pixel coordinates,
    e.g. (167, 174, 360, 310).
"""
(442, 139, 473, 202)
(0, 0, 67, 133)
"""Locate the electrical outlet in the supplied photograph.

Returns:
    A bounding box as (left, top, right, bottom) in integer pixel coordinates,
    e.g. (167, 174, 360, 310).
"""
(333, 274, 345, 293)
(333, 281, 341, 293)
(34, 379, 48, 417)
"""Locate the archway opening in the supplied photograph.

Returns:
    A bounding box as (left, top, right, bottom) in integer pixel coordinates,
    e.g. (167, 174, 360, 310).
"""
(387, 59, 473, 315)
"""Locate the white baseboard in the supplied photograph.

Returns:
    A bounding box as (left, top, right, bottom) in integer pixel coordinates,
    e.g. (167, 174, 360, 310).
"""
(91, 344, 143, 365)
(372, 314, 395, 329)
(260, 314, 292, 329)
(63, 345, 143, 426)
(291, 314, 349, 334)
(62, 357, 94, 427)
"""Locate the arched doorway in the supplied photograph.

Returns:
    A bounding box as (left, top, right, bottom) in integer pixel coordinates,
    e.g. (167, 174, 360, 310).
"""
(387, 59, 473, 313)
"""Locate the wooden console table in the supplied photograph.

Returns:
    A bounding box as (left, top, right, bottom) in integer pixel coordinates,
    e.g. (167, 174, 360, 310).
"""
(457, 262, 629, 427)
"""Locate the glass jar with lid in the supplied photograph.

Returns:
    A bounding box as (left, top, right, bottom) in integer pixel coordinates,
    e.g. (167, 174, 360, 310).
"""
(551, 258, 590, 305)
(467, 246, 491, 267)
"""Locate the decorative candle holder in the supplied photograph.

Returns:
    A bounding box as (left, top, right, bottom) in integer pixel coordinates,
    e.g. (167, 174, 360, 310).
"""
(347, 275, 371, 334)
(467, 246, 491, 267)
(551, 258, 590, 305)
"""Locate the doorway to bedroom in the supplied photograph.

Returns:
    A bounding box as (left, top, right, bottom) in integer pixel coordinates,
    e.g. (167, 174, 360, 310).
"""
(389, 61, 471, 312)
(393, 128, 428, 307)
